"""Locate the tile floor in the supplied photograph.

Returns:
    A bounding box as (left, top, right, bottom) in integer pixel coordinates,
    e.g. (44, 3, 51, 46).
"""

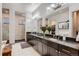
(12, 42, 40, 56)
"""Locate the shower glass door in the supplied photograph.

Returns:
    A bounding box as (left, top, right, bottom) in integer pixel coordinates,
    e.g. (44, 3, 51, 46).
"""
(2, 8, 9, 43)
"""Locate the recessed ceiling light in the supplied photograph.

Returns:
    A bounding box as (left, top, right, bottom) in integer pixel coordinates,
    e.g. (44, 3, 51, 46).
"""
(51, 4, 55, 8)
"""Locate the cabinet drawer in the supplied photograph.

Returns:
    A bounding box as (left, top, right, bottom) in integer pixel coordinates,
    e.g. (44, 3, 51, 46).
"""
(47, 41, 58, 50)
(59, 51, 69, 56)
(59, 45, 78, 56)
(42, 43, 48, 56)
(41, 39, 48, 45)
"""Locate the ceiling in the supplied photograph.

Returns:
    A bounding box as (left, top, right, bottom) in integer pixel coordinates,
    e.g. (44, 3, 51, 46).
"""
(32, 3, 68, 19)
(2, 3, 41, 13)
(32, 3, 52, 17)
(2, 3, 69, 20)
(24, 3, 41, 13)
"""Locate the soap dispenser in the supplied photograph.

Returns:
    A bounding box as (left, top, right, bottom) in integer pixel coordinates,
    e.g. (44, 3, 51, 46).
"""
(63, 34, 66, 41)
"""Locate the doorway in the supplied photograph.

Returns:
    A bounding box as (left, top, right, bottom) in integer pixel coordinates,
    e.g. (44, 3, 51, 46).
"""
(15, 11, 25, 43)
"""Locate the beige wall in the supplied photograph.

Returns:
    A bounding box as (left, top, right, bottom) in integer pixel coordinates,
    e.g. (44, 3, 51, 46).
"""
(69, 3, 79, 37)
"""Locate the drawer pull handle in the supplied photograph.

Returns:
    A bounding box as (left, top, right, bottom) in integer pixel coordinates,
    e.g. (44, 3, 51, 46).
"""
(59, 51, 60, 53)
(62, 49, 71, 54)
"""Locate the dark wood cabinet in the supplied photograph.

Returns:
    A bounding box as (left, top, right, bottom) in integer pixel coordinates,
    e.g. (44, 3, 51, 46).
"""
(49, 46, 58, 56)
(42, 42, 48, 55)
(37, 40, 43, 55)
(58, 51, 68, 56)
(59, 45, 79, 56)
(27, 34, 79, 56)
(47, 40, 59, 56)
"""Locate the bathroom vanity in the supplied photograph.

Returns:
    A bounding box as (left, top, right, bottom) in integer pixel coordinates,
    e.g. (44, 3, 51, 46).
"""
(27, 33, 79, 56)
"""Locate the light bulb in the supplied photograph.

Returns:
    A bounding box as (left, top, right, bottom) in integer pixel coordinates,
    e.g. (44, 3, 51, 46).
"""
(51, 4, 55, 8)
(47, 7, 51, 10)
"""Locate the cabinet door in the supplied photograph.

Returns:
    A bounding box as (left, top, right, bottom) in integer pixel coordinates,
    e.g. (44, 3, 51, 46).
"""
(42, 43, 48, 56)
(27, 35, 32, 41)
(59, 51, 69, 56)
(34, 40, 38, 51)
(49, 46, 58, 56)
(37, 40, 43, 55)
(33, 37, 37, 50)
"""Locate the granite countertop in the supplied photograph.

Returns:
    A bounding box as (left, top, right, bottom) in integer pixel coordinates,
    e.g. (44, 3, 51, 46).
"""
(29, 34, 79, 50)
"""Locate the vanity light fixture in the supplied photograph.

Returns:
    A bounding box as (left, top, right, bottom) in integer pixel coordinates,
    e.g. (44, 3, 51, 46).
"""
(47, 3, 63, 11)
(47, 7, 51, 10)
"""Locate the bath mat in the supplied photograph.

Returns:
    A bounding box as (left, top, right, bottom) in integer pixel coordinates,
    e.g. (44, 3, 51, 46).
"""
(21, 42, 31, 49)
